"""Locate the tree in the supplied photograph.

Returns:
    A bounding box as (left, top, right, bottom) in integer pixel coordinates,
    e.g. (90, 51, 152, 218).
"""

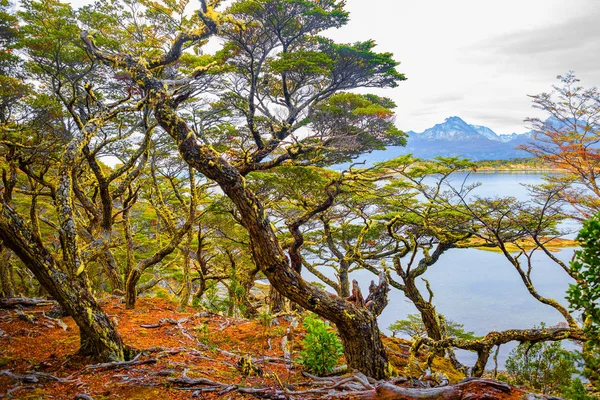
(373, 156, 476, 343)
(0, 0, 25, 298)
(0, 0, 27, 126)
(0, 0, 131, 361)
(568, 211, 600, 389)
(81, 0, 405, 378)
(249, 164, 392, 299)
(122, 149, 197, 309)
(520, 72, 600, 220)
(389, 314, 479, 341)
(521, 72, 600, 389)
(503, 336, 577, 396)
(406, 171, 587, 377)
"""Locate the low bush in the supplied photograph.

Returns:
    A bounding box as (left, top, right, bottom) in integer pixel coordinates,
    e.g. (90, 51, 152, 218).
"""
(299, 314, 343, 375)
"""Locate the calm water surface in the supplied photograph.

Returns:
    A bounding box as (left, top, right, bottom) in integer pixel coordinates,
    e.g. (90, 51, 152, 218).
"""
(303, 172, 581, 369)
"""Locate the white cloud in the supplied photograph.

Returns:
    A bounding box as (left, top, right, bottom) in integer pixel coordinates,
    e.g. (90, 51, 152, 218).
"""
(63, 0, 600, 135)
(326, 0, 600, 134)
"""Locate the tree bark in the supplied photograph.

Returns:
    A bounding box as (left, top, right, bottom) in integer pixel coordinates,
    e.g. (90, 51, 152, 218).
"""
(269, 285, 285, 313)
(125, 269, 142, 309)
(240, 267, 259, 318)
(192, 225, 209, 300)
(179, 167, 197, 309)
(338, 263, 350, 298)
(179, 249, 192, 309)
(337, 312, 388, 378)
(0, 205, 125, 361)
(103, 250, 124, 291)
(360, 379, 514, 400)
(0, 297, 55, 308)
(0, 243, 15, 297)
(122, 194, 135, 282)
(322, 218, 351, 297)
(403, 276, 442, 341)
(391, 243, 454, 342)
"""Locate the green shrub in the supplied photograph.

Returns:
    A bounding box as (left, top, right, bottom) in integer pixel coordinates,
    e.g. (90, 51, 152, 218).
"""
(560, 378, 596, 400)
(567, 212, 600, 390)
(500, 338, 576, 396)
(299, 314, 343, 375)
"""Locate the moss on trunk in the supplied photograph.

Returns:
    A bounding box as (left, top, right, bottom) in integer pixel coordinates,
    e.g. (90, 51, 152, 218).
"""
(0, 205, 125, 362)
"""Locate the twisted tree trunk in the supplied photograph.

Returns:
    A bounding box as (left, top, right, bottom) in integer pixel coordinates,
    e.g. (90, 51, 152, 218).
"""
(81, 25, 393, 378)
(413, 326, 586, 377)
(268, 286, 285, 313)
(168, 109, 390, 377)
(124, 218, 193, 309)
(0, 204, 125, 361)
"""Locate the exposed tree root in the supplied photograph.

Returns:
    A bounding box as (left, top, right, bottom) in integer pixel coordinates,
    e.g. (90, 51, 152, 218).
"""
(169, 369, 375, 399)
(349, 378, 512, 399)
(8, 309, 69, 331)
(0, 369, 77, 384)
(84, 354, 156, 371)
(140, 317, 187, 329)
(167, 370, 561, 399)
(73, 394, 94, 400)
(0, 298, 56, 309)
(140, 317, 297, 368)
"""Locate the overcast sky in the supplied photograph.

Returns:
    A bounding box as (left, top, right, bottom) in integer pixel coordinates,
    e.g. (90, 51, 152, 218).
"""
(65, 0, 600, 135)
(324, 0, 600, 134)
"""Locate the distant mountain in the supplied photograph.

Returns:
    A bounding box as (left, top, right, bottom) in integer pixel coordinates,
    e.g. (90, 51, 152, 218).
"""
(471, 124, 502, 141)
(498, 133, 521, 142)
(353, 116, 533, 164)
(412, 116, 485, 141)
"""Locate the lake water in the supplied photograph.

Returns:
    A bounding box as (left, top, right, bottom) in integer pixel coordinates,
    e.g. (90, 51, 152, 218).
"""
(302, 172, 582, 370)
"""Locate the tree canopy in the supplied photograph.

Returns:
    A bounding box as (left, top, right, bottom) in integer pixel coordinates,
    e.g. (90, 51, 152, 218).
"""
(0, 0, 598, 395)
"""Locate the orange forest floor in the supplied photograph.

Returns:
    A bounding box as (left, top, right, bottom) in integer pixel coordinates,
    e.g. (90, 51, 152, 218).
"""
(0, 297, 533, 399)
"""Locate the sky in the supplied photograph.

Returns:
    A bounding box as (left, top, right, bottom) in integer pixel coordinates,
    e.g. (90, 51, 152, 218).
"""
(324, 0, 600, 134)
(64, 0, 600, 135)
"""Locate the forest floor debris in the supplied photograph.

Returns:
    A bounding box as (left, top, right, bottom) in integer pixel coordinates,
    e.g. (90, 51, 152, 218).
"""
(0, 297, 557, 399)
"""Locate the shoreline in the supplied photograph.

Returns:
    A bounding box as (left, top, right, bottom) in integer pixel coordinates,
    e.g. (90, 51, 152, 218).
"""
(471, 168, 566, 173)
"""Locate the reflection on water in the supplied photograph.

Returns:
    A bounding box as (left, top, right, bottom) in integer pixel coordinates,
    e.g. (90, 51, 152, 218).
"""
(302, 172, 582, 369)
